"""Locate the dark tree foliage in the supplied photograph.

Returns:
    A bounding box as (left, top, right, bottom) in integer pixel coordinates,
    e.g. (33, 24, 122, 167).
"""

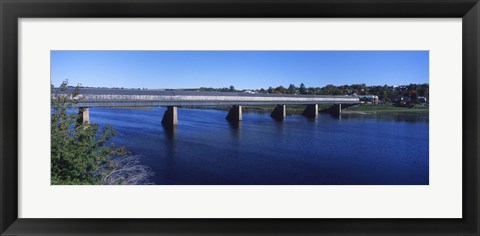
(287, 84, 296, 94)
(299, 83, 307, 94)
(267, 86, 275, 94)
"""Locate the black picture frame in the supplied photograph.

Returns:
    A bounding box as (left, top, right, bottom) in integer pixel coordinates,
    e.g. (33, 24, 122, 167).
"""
(1, 0, 479, 235)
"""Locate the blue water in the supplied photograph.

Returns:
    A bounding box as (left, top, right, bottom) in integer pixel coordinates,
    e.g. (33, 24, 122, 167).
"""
(90, 107, 429, 185)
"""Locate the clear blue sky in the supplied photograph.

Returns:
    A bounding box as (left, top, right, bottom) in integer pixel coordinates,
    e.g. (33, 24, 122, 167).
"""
(51, 51, 429, 90)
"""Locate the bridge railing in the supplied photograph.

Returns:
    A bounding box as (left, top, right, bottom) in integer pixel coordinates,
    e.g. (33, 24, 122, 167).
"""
(70, 94, 359, 107)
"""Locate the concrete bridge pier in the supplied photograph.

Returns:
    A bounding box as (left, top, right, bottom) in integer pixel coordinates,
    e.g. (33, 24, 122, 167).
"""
(226, 105, 242, 123)
(303, 104, 318, 119)
(77, 107, 90, 124)
(162, 106, 178, 128)
(271, 105, 286, 121)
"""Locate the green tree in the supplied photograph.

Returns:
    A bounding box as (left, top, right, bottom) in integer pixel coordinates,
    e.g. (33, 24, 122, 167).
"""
(287, 84, 297, 94)
(299, 83, 307, 94)
(229, 85, 235, 92)
(51, 81, 134, 184)
(409, 90, 418, 103)
(275, 86, 287, 94)
(267, 86, 275, 94)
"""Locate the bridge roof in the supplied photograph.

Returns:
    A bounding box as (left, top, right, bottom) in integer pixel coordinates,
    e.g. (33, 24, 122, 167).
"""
(53, 88, 360, 107)
(55, 88, 355, 99)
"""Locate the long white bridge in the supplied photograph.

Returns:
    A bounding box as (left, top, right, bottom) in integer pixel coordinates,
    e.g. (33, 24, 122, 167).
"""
(55, 88, 360, 127)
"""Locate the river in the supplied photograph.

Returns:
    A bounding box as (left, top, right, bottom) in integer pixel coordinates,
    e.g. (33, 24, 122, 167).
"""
(90, 107, 429, 185)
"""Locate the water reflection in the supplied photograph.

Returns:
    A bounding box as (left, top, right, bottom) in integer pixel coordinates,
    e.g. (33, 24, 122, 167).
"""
(228, 120, 242, 140)
(228, 120, 242, 129)
(162, 124, 177, 137)
(159, 120, 178, 182)
(326, 112, 342, 120)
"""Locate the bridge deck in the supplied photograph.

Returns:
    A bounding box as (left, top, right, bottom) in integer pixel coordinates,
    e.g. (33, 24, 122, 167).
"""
(54, 88, 360, 107)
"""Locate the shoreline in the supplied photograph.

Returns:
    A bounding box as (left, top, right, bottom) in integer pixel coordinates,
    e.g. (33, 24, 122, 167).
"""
(341, 110, 428, 115)
(96, 105, 429, 115)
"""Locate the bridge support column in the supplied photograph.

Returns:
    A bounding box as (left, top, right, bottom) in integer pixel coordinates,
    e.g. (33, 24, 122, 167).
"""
(77, 107, 90, 124)
(338, 104, 342, 114)
(303, 104, 318, 119)
(271, 105, 286, 121)
(226, 105, 242, 123)
(162, 106, 178, 128)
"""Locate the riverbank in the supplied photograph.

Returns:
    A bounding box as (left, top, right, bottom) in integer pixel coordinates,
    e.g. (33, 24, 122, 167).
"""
(342, 104, 429, 114)
(183, 104, 332, 114)
(205, 104, 429, 115)
(103, 106, 154, 110)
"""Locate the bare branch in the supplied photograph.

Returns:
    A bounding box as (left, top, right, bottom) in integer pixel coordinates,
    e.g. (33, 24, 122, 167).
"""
(103, 155, 153, 185)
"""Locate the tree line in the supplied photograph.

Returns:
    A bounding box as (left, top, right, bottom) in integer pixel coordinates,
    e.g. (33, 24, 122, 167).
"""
(199, 83, 429, 103)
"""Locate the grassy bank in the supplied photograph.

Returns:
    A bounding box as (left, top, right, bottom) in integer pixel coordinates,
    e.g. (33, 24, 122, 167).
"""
(182, 104, 327, 114)
(101, 106, 154, 110)
(342, 104, 429, 114)
(240, 104, 333, 114)
(240, 104, 429, 114)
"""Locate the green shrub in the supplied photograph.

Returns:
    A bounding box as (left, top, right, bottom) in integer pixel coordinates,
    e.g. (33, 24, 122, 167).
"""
(51, 81, 127, 185)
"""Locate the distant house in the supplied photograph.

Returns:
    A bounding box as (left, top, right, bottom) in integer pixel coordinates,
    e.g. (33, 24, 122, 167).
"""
(418, 96, 427, 104)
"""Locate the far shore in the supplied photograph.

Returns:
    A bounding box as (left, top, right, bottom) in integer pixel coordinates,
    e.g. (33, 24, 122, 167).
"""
(341, 104, 429, 114)
(190, 104, 430, 115)
(96, 104, 429, 115)
(340, 110, 428, 115)
(99, 106, 154, 110)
